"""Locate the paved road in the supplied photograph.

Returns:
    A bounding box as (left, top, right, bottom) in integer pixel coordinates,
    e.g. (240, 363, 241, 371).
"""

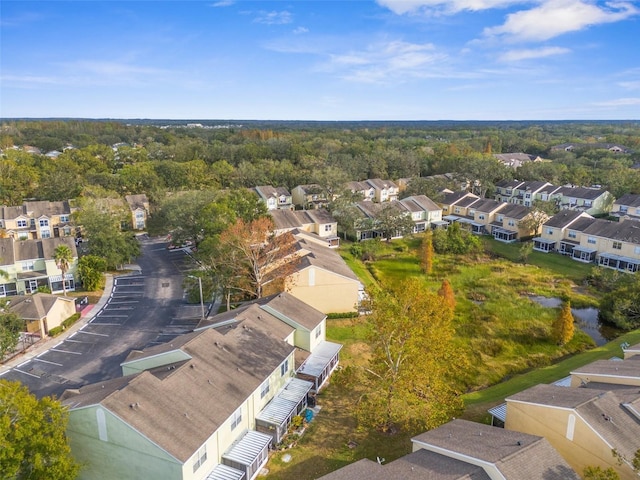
(0, 236, 204, 398)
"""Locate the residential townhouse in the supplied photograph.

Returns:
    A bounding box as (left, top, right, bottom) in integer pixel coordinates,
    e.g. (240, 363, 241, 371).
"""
(253, 186, 294, 211)
(398, 195, 443, 233)
(345, 181, 375, 202)
(365, 178, 399, 202)
(494, 181, 615, 216)
(62, 292, 341, 480)
(291, 184, 330, 210)
(0, 200, 75, 240)
(281, 231, 362, 314)
(533, 212, 640, 271)
(442, 197, 506, 235)
(488, 203, 545, 242)
(611, 193, 640, 222)
(506, 382, 640, 479)
(439, 191, 480, 217)
(6, 292, 76, 337)
(124, 194, 150, 230)
(319, 419, 579, 480)
(0, 236, 78, 296)
(269, 209, 339, 247)
(493, 152, 545, 169)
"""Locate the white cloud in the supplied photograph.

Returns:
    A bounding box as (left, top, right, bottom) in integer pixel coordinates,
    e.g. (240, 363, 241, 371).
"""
(210, 0, 234, 6)
(375, 0, 524, 15)
(253, 10, 293, 25)
(594, 97, 640, 106)
(484, 0, 639, 42)
(293, 26, 309, 35)
(618, 81, 640, 90)
(498, 46, 570, 62)
(320, 40, 451, 84)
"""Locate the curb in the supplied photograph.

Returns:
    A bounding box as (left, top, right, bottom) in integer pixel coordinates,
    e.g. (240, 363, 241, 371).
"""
(0, 274, 114, 375)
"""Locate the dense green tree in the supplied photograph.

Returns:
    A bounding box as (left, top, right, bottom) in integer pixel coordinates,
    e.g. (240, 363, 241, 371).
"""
(356, 278, 463, 433)
(375, 203, 416, 242)
(77, 255, 107, 291)
(599, 274, 640, 330)
(0, 299, 23, 360)
(0, 379, 80, 479)
(583, 466, 620, 480)
(432, 222, 482, 255)
(420, 230, 434, 274)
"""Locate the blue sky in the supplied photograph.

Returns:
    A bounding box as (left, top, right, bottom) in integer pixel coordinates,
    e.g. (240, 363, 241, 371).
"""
(1, 0, 639, 120)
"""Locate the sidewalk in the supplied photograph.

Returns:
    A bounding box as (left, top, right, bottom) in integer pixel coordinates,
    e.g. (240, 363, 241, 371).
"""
(0, 274, 114, 375)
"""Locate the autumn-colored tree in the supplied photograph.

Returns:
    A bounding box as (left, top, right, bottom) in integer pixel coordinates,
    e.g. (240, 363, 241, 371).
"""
(437, 279, 456, 311)
(0, 379, 80, 479)
(357, 278, 464, 433)
(420, 230, 434, 274)
(199, 217, 300, 301)
(553, 301, 575, 345)
(0, 299, 23, 359)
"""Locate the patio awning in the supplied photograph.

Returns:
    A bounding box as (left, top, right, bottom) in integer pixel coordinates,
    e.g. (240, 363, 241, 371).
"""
(560, 239, 579, 245)
(533, 237, 555, 245)
(598, 252, 640, 265)
(206, 464, 246, 480)
(488, 403, 507, 423)
(443, 215, 459, 221)
(297, 341, 342, 379)
(431, 220, 449, 226)
(493, 227, 516, 235)
(255, 378, 313, 427)
(222, 431, 271, 469)
(573, 245, 597, 253)
(49, 273, 75, 282)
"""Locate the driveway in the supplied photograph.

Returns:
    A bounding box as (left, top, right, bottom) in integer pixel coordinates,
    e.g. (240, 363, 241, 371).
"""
(0, 236, 204, 398)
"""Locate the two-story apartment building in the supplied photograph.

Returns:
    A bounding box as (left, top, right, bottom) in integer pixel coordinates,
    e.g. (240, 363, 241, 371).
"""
(319, 419, 580, 480)
(291, 184, 330, 210)
(124, 194, 150, 230)
(0, 236, 78, 296)
(62, 292, 341, 480)
(253, 186, 294, 211)
(398, 195, 443, 233)
(269, 209, 339, 246)
(533, 212, 640, 271)
(506, 353, 640, 480)
(0, 201, 75, 240)
(494, 180, 554, 206)
(611, 193, 640, 222)
(365, 179, 399, 203)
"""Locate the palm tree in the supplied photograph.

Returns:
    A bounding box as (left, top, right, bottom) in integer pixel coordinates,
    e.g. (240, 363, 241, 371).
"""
(53, 244, 73, 296)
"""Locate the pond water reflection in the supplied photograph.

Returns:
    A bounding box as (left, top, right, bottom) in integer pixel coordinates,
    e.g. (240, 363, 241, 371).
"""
(528, 295, 620, 346)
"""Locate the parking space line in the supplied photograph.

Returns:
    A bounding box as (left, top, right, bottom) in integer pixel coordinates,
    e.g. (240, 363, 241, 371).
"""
(77, 330, 109, 337)
(34, 358, 63, 366)
(65, 339, 89, 344)
(51, 348, 83, 355)
(89, 322, 122, 326)
(14, 369, 40, 379)
(17, 360, 31, 368)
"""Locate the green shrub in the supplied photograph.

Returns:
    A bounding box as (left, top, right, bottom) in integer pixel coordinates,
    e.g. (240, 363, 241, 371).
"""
(62, 313, 81, 329)
(48, 326, 63, 337)
(326, 312, 359, 319)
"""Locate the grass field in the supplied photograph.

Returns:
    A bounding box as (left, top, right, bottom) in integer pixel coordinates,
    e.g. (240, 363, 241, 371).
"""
(264, 235, 635, 479)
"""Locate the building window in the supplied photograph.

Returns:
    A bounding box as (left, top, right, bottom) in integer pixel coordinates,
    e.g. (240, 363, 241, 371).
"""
(619, 206, 628, 213)
(17, 219, 27, 228)
(506, 190, 512, 195)
(18, 232, 28, 240)
(584, 200, 592, 207)
(21, 261, 35, 272)
(260, 379, 270, 399)
(497, 215, 504, 222)
(454, 207, 461, 214)
(59, 214, 70, 222)
(613, 241, 622, 250)
(41, 229, 51, 239)
(231, 408, 242, 431)
(324, 224, 332, 232)
(280, 358, 289, 377)
(315, 325, 322, 339)
(478, 214, 485, 220)
(0, 285, 5, 297)
(635, 246, 640, 255)
(39, 219, 49, 227)
(508, 220, 515, 227)
(587, 237, 596, 245)
(193, 445, 207, 473)
(568, 231, 577, 239)
(546, 228, 553, 235)
(468, 209, 475, 216)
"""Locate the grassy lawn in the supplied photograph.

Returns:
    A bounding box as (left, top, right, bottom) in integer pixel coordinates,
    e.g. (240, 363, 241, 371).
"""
(264, 235, 634, 479)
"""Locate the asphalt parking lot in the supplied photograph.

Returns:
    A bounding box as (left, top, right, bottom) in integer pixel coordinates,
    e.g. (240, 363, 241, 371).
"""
(1, 237, 205, 398)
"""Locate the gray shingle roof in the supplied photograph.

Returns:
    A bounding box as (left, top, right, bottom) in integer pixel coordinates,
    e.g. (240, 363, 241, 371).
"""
(615, 194, 640, 208)
(24, 200, 72, 218)
(582, 219, 640, 242)
(496, 203, 531, 220)
(62, 326, 295, 463)
(543, 210, 592, 229)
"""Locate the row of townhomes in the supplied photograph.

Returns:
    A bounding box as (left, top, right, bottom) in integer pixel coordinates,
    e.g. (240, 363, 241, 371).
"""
(0, 195, 150, 299)
(532, 210, 640, 272)
(488, 343, 640, 480)
(494, 180, 615, 215)
(61, 292, 342, 480)
(321, 342, 640, 480)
